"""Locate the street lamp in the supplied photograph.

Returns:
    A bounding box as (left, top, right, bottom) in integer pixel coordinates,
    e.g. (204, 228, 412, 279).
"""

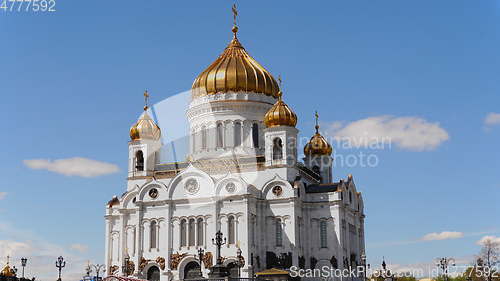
(55, 256, 66, 281)
(361, 253, 367, 281)
(236, 248, 243, 277)
(90, 264, 105, 280)
(436, 257, 455, 281)
(123, 252, 130, 276)
(195, 247, 205, 277)
(212, 230, 227, 265)
(21, 258, 28, 279)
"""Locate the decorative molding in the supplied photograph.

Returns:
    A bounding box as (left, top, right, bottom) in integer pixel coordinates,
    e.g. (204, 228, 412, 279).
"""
(170, 252, 188, 270)
(202, 252, 213, 268)
(156, 257, 166, 270)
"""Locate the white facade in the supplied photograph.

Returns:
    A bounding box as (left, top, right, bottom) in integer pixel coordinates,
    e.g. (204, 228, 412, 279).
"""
(105, 25, 366, 281)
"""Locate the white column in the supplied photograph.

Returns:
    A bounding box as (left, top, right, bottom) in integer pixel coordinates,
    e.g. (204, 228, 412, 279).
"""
(144, 221, 151, 251)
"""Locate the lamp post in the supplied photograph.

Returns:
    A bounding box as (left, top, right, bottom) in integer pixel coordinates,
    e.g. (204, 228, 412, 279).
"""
(436, 257, 455, 281)
(195, 247, 205, 277)
(55, 256, 66, 281)
(90, 264, 105, 281)
(21, 258, 28, 279)
(360, 253, 367, 281)
(123, 252, 130, 276)
(212, 230, 227, 265)
(236, 248, 243, 277)
(208, 230, 229, 278)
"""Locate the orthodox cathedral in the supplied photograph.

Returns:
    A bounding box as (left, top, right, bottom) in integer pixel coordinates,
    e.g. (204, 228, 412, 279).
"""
(104, 8, 366, 281)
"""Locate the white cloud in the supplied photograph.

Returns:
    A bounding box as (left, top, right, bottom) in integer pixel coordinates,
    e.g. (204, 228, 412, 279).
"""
(476, 235, 500, 245)
(0, 222, 94, 281)
(485, 113, 500, 126)
(0, 240, 32, 256)
(421, 231, 464, 241)
(328, 115, 449, 151)
(70, 243, 88, 253)
(0, 192, 6, 200)
(385, 256, 473, 278)
(23, 157, 119, 177)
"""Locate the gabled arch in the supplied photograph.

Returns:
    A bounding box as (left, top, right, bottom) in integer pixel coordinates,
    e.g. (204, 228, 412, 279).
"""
(137, 180, 168, 202)
(262, 174, 294, 199)
(215, 173, 249, 196)
(167, 164, 215, 199)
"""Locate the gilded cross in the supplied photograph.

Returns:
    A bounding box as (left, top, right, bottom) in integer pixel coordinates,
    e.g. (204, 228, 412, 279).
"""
(315, 111, 320, 132)
(144, 90, 149, 110)
(232, 4, 238, 26)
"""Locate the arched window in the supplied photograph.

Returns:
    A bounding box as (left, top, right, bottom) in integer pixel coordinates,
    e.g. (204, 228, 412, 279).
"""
(349, 191, 353, 204)
(228, 216, 235, 244)
(320, 220, 327, 248)
(275, 218, 283, 246)
(216, 123, 224, 148)
(188, 218, 196, 246)
(150, 221, 157, 249)
(252, 123, 259, 148)
(234, 122, 242, 147)
(135, 150, 144, 171)
(272, 138, 283, 160)
(180, 219, 187, 247)
(197, 218, 204, 246)
(201, 126, 207, 150)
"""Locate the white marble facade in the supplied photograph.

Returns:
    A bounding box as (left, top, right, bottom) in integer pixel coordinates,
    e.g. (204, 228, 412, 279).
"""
(105, 22, 366, 281)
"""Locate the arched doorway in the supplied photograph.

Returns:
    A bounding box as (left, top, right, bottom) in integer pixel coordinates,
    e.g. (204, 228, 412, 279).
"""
(183, 261, 201, 279)
(227, 262, 239, 278)
(147, 266, 160, 281)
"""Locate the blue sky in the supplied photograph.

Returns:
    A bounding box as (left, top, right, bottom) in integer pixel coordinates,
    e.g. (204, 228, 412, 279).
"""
(1, 0, 499, 279)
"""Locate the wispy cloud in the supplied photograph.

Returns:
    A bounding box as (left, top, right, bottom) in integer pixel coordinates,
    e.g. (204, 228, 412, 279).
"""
(484, 113, 500, 126)
(370, 230, 499, 248)
(421, 231, 464, 241)
(476, 235, 500, 245)
(327, 115, 449, 151)
(0, 192, 6, 200)
(70, 243, 89, 253)
(23, 157, 119, 177)
(0, 222, 93, 281)
(383, 256, 474, 278)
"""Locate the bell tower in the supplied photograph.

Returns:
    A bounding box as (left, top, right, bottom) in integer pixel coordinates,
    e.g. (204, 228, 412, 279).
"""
(303, 112, 333, 183)
(128, 91, 162, 178)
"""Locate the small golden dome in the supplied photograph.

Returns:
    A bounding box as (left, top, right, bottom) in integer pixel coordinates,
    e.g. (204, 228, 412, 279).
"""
(1, 265, 15, 277)
(130, 110, 161, 141)
(304, 112, 333, 156)
(264, 91, 297, 128)
(191, 27, 279, 98)
(130, 91, 161, 141)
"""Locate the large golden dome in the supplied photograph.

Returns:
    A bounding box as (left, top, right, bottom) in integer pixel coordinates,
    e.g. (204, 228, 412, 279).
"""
(191, 26, 280, 98)
(304, 113, 333, 156)
(264, 91, 297, 128)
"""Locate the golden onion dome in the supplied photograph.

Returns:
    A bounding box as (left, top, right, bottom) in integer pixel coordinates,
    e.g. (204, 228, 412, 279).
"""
(191, 26, 280, 98)
(304, 112, 333, 156)
(130, 110, 161, 141)
(264, 91, 297, 128)
(130, 91, 161, 141)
